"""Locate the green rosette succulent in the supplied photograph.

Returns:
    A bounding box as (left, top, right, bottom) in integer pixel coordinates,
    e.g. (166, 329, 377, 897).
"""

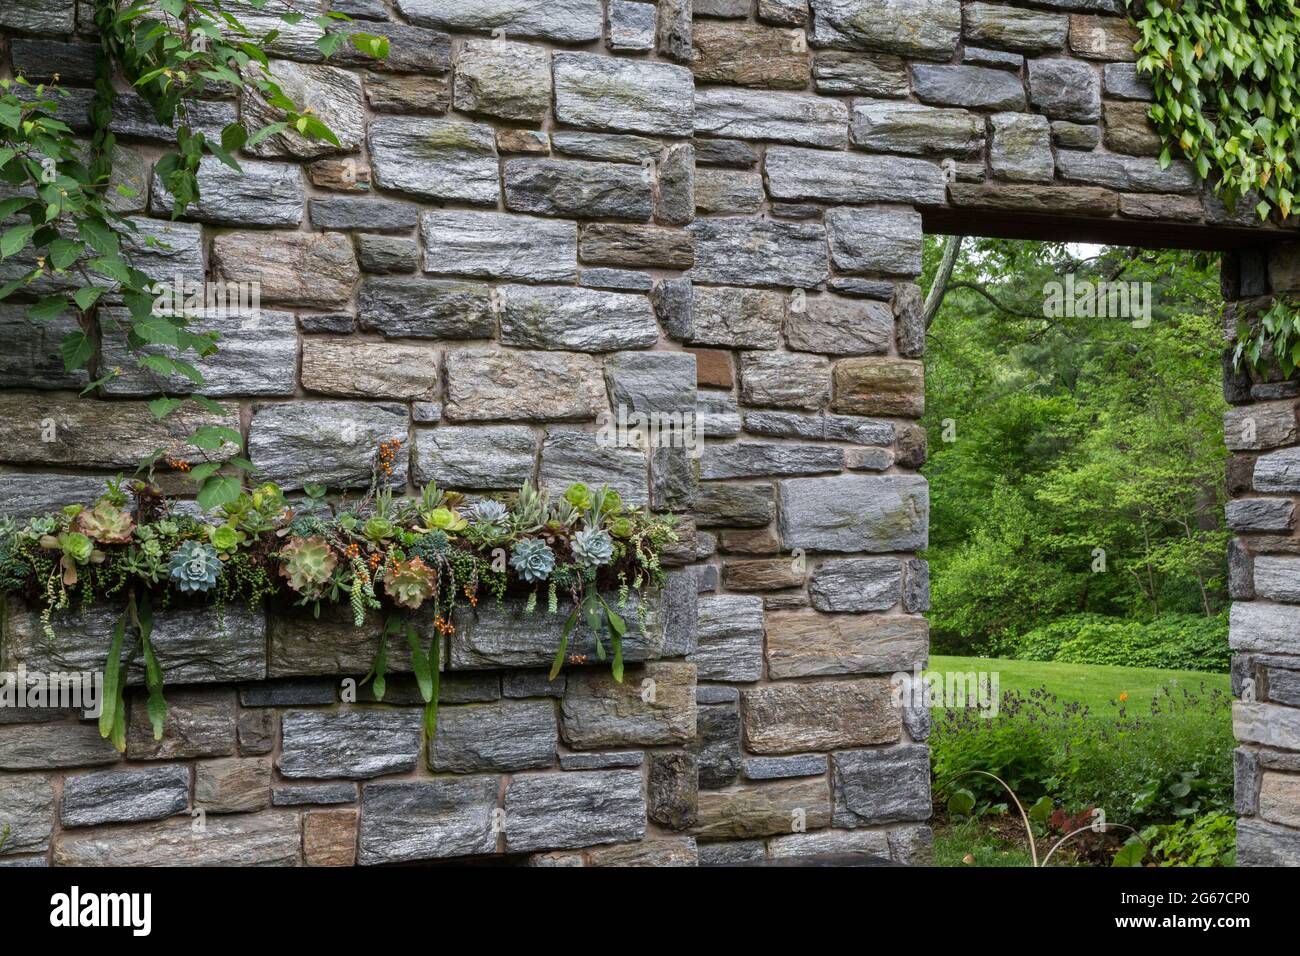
(76, 501, 135, 544)
(572, 528, 614, 567)
(510, 538, 556, 584)
(168, 540, 222, 593)
(39, 530, 105, 586)
(208, 523, 244, 560)
(382, 557, 436, 610)
(422, 507, 467, 533)
(362, 516, 397, 544)
(564, 483, 592, 512)
(278, 535, 339, 598)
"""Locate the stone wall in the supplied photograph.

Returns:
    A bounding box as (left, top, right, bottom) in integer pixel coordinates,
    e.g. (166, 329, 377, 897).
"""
(0, 0, 1295, 866)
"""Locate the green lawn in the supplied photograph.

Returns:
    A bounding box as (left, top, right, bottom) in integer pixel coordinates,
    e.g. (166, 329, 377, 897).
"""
(928, 655, 1230, 714)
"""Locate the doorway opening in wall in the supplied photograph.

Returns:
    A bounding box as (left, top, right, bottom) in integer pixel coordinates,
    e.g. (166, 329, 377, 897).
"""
(917, 233, 1234, 867)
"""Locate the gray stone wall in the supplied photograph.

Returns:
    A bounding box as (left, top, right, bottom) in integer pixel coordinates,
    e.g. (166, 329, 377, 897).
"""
(0, 0, 1295, 866)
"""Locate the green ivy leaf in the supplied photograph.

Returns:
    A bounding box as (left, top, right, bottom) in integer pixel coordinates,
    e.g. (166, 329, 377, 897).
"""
(196, 474, 242, 511)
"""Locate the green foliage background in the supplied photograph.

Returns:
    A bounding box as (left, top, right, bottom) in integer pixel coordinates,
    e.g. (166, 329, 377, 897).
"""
(921, 238, 1230, 657)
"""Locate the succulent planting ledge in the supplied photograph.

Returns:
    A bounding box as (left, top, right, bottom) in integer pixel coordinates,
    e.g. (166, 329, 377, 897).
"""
(0, 460, 678, 755)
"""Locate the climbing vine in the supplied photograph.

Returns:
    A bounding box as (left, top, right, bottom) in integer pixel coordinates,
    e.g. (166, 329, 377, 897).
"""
(1129, 0, 1300, 220)
(0, 1, 388, 509)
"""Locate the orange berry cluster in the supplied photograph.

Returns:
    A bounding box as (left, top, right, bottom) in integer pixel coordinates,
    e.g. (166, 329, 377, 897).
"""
(344, 542, 361, 559)
(434, 615, 456, 636)
(164, 455, 191, 472)
(567, 654, 588, 665)
(376, 438, 401, 477)
(368, 552, 382, 570)
(463, 584, 478, 608)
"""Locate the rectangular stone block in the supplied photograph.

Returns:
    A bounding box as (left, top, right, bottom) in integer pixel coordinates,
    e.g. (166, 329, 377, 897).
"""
(1234, 701, 1300, 752)
(504, 159, 653, 220)
(359, 777, 499, 864)
(196, 757, 273, 814)
(560, 662, 696, 749)
(500, 285, 657, 352)
(765, 146, 947, 205)
(1230, 601, 1300, 656)
(742, 678, 901, 753)
(300, 338, 439, 400)
(809, 558, 902, 612)
(695, 88, 847, 148)
(779, 475, 929, 553)
(539, 428, 649, 506)
(809, 0, 961, 59)
(126, 688, 236, 761)
(766, 611, 927, 678)
(832, 744, 931, 826)
(413, 426, 537, 490)
(248, 400, 408, 490)
(554, 51, 693, 136)
(212, 231, 358, 307)
(689, 218, 829, 288)
(431, 700, 557, 773)
(278, 709, 424, 779)
(359, 277, 495, 339)
(688, 595, 766, 682)
(304, 808, 358, 866)
(421, 210, 577, 282)
(1259, 772, 1300, 829)
(833, 357, 925, 416)
(52, 813, 301, 866)
(693, 778, 831, 841)
(398, 0, 602, 44)
(502, 769, 646, 852)
(0, 774, 55, 855)
(0, 722, 121, 771)
(826, 206, 924, 276)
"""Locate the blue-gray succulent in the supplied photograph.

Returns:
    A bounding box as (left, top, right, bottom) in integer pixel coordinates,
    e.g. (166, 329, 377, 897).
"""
(470, 500, 509, 536)
(168, 540, 222, 593)
(572, 528, 614, 567)
(510, 537, 556, 584)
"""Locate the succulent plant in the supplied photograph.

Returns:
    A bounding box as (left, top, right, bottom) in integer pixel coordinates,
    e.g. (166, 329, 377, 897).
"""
(572, 528, 614, 567)
(470, 500, 509, 534)
(510, 537, 556, 584)
(408, 529, 450, 565)
(278, 535, 339, 598)
(75, 501, 135, 544)
(208, 523, 244, 559)
(548, 497, 579, 530)
(362, 516, 397, 544)
(39, 530, 106, 583)
(421, 507, 467, 533)
(511, 480, 549, 533)
(383, 556, 436, 610)
(564, 482, 592, 512)
(168, 540, 222, 593)
(608, 516, 634, 539)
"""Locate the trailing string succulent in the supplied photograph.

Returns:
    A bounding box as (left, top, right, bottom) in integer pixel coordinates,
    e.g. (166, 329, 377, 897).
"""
(0, 470, 677, 755)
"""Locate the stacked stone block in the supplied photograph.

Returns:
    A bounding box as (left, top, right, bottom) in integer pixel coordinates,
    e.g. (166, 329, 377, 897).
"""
(0, 0, 1296, 866)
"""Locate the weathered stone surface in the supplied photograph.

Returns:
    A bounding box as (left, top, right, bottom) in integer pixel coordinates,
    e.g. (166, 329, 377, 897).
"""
(834, 357, 925, 416)
(697, 389, 744, 437)
(301, 338, 439, 401)
(551, 132, 659, 164)
(559, 751, 644, 770)
(694, 137, 759, 167)
(358, 778, 498, 864)
(744, 754, 829, 780)
(809, 558, 902, 612)
(743, 678, 900, 753)
(454, 40, 550, 122)
(268, 608, 414, 678)
(989, 112, 1054, 182)
(1251, 560, 1300, 606)
(421, 210, 577, 282)
(0, 721, 119, 770)
(766, 611, 927, 678)
(765, 146, 947, 205)
(673, 286, 785, 349)
(579, 223, 694, 268)
(832, 745, 930, 826)
(693, 778, 831, 840)
(948, 181, 1118, 216)
(498, 128, 549, 153)
(655, 141, 695, 226)
(582, 268, 653, 291)
(779, 475, 929, 553)
(0, 0, 74, 33)
(1057, 150, 1198, 193)
(311, 196, 420, 232)
(1118, 193, 1203, 221)
(1227, 498, 1295, 533)
(688, 595, 766, 682)
(4, 602, 266, 688)
(963, 3, 1068, 52)
(1255, 447, 1300, 493)
(743, 410, 894, 445)
(357, 235, 419, 274)
(539, 428, 649, 504)
(248, 401, 408, 490)
(608, 0, 656, 50)
(1052, 120, 1102, 149)
(505, 159, 653, 220)
(695, 88, 848, 148)
(694, 168, 765, 216)
(649, 751, 699, 829)
(1069, 13, 1138, 60)
(212, 231, 358, 307)
(196, 757, 272, 814)
(693, 702, 742, 789)
(239, 710, 275, 756)
(0, 774, 54, 854)
(304, 809, 358, 866)
(444, 349, 606, 423)
(411, 425, 536, 490)
(658, 0, 694, 62)
(1226, 401, 1299, 450)
(826, 206, 923, 276)
(364, 72, 452, 113)
(241, 14, 451, 73)
(561, 662, 696, 749)
(904, 558, 931, 613)
(126, 689, 236, 761)
(150, 156, 303, 226)
(101, 307, 297, 398)
(769, 827, 892, 860)
(553, 52, 693, 136)
(397, 0, 602, 44)
(602, 351, 696, 419)
(587, 837, 699, 866)
(690, 218, 829, 288)
(911, 64, 1026, 110)
(0, 306, 88, 390)
(279, 709, 424, 779)
(243, 61, 366, 159)
(0, 395, 237, 470)
(1104, 100, 1161, 156)
(1104, 62, 1153, 100)
(850, 100, 982, 156)
(53, 813, 302, 866)
(1259, 772, 1300, 828)
(1028, 58, 1101, 122)
(358, 277, 494, 339)
(1237, 818, 1300, 866)
(810, 0, 961, 59)
(740, 352, 831, 410)
(432, 700, 557, 772)
(691, 20, 810, 89)
(503, 770, 646, 852)
(1234, 701, 1300, 752)
(698, 839, 765, 865)
(368, 117, 498, 205)
(693, 483, 776, 528)
(500, 285, 657, 352)
(813, 51, 909, 95)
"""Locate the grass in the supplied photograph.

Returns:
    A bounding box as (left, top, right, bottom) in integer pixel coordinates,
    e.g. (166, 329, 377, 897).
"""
(932, 816, 1036, 867)
(928, 654, 1230, 713)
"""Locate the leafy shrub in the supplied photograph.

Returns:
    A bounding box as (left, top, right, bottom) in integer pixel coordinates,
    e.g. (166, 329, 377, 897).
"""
(932, 682, 1234, 831)
(1139, 811, 1236, 867)
(1011, 612, 1229, 673)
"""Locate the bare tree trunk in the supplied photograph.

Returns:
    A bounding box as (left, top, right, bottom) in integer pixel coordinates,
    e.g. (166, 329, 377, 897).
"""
(923, 234, 964, 330)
